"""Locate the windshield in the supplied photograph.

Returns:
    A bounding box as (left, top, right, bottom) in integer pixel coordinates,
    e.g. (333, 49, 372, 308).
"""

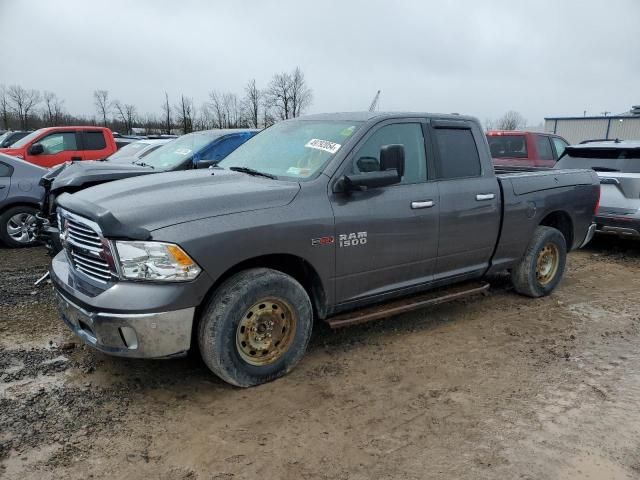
(218, 120, 362, 180)
(108, 141, 150, 160)
(9, 129, 45, 148)
(487, 135, 527, 158)
(138, 132, 219, 169)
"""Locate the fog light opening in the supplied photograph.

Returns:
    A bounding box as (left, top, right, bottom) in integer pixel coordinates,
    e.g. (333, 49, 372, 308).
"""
(118, 327, 139, 350)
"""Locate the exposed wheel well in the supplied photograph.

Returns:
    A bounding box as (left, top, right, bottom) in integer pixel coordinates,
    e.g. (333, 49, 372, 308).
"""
(0, 202, 40, 217)
(202, 254, 328, 320)
(540, 211, 573, 250)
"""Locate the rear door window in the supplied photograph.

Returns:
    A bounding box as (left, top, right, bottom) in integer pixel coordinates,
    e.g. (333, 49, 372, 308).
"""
(434, 128, 481, 179)
(82, 131, 107, 150)
(535, 135, 554, 161)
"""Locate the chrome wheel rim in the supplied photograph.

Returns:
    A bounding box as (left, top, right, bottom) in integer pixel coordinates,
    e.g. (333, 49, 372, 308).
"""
(6, 213, 37, 244)
(236, 298, 297, 366)
(536, 243, 559, 285)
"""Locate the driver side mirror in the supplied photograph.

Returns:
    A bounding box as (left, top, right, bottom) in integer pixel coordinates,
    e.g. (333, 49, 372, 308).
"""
(339, 144, 405, 192)
(379, 144, 405, 177)
(196, 159, 217, 169)
(28, 143, 44, 155)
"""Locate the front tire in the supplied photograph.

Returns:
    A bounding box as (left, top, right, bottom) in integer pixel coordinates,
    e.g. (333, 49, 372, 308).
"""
(0, 205, 39, 248)
(511, 226, 567, 298)
(198, 268, 313, 387)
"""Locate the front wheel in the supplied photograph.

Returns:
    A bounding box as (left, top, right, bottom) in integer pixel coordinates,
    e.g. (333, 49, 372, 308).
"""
(198, 268, 313, 387)
(511, 226, 567, 298)
(0, 205, 40, 248)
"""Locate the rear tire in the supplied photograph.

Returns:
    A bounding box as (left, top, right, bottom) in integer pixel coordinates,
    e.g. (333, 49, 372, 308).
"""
(0, 205, 39, 248)
(511, 226, 567, 298)
(198, 268, 313, 387)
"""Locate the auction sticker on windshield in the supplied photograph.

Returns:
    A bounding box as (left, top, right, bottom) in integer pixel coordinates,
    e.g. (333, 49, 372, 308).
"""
(174, 148, 192, 156)
(305, 139, 341, 154)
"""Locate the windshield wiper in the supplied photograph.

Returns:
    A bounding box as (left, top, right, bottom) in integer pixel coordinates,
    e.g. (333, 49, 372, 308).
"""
(228, 166, 276, 179)
(133, 161, 155, 169)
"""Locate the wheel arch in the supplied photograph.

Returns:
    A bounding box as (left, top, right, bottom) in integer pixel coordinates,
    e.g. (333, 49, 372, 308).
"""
(539, 210, 573, 250)
(197, 253, 328, 323)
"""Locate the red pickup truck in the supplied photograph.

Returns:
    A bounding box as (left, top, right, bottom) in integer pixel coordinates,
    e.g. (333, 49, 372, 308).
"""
(0, 126, 117, 168)
(487, 131, 569, 168)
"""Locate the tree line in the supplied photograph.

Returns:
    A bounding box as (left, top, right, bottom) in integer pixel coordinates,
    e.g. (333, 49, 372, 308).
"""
(0, 66, 313, 135)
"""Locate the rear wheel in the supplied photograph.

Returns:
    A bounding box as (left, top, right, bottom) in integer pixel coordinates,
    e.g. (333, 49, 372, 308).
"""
(198, 268, 313, 387)
(0, 205, 39, 248)
(511, 226, 567, 297)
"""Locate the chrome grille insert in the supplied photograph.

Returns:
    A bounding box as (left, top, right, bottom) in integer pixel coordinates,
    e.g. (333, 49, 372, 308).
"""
(59, 209, 116, 284)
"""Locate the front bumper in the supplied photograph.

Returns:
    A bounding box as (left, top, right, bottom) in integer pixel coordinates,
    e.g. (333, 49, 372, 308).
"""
(55, 290, 194, 358)
(50, 251, 205, 359)
(595, 214, 640, 239)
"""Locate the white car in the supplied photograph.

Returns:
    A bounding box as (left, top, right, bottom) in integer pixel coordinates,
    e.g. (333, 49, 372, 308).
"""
(107, 138, 174, 163)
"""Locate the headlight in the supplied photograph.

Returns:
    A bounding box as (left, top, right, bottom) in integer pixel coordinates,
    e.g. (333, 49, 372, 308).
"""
(114, 241, 201, 282)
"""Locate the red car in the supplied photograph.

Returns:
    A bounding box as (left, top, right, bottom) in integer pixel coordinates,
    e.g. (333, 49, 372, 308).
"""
(0, 126, 117, 168)
(486, 131, 569, 168)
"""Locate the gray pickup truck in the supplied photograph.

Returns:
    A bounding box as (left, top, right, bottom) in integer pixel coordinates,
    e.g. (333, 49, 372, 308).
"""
(50, 112, 600, 387)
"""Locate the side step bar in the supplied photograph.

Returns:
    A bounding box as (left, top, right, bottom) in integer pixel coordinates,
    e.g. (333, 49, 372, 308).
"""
(326, 281, 490, 329)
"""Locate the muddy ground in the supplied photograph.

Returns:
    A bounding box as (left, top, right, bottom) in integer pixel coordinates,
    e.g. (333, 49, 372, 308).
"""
(1, 237, 640, 479)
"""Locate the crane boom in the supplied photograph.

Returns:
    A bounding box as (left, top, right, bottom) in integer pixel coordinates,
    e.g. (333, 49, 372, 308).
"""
(368, 90, 381, 112)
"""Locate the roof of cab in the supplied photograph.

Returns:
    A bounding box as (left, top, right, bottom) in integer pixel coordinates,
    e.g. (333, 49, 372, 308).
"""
(296, 111, 478, 122)
(569, 140, 640, 150)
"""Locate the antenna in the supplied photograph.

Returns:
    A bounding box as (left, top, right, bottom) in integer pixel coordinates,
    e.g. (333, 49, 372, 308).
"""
(368, 90, 381, 112)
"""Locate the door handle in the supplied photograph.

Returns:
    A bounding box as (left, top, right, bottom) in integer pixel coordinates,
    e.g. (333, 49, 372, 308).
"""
(70, 156, 82, 161)
(0, 185, 6, 189)
(476, 193, 495, 201)
(411, 200, 434, 209)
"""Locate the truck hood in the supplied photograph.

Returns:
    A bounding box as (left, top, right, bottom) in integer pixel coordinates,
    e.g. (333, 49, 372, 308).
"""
(56, 169, 301, 236)
(47, 160, 154, 193)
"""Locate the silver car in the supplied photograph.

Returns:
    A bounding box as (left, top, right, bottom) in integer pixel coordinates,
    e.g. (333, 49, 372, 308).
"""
(556, 141, 640, 240)
(0, 153, 46, 247)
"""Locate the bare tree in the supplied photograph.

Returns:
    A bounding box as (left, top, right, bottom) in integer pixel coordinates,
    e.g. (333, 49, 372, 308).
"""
(208, 91, 226, 128)
(0, 85, 10, 130)
(7, 85, 41, 130)
(496, 110, 526, 130)
(43, 91, 65, 126)
(161, 92, 172, 134)
(266, 72, 293, 120)
(243, 79, 261, 128)
(174, 95, 194, 133)
(290, 67, 312, 118)
(93, 89, 111, 127)
(484, 118, 495, 132)
(113, 101, 137, 134)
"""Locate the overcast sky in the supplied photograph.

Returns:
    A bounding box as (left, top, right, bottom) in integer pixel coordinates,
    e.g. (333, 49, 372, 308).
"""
(1, 0, 638, 125)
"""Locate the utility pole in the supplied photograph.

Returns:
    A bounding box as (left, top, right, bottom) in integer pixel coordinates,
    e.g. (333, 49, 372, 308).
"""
(601, 111, 611, 117)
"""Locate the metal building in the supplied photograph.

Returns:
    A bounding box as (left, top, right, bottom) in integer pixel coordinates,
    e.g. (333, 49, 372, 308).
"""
(544, 106, 640, 144)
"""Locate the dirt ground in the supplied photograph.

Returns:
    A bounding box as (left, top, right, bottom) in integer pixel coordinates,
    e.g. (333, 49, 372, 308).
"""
(1, 237, 640, 479)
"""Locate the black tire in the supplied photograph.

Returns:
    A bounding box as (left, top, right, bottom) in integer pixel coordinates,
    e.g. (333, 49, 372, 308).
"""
(511, 226, 567, 298)
(198, 268, 313, 387)
(0, 205, 40, 248)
